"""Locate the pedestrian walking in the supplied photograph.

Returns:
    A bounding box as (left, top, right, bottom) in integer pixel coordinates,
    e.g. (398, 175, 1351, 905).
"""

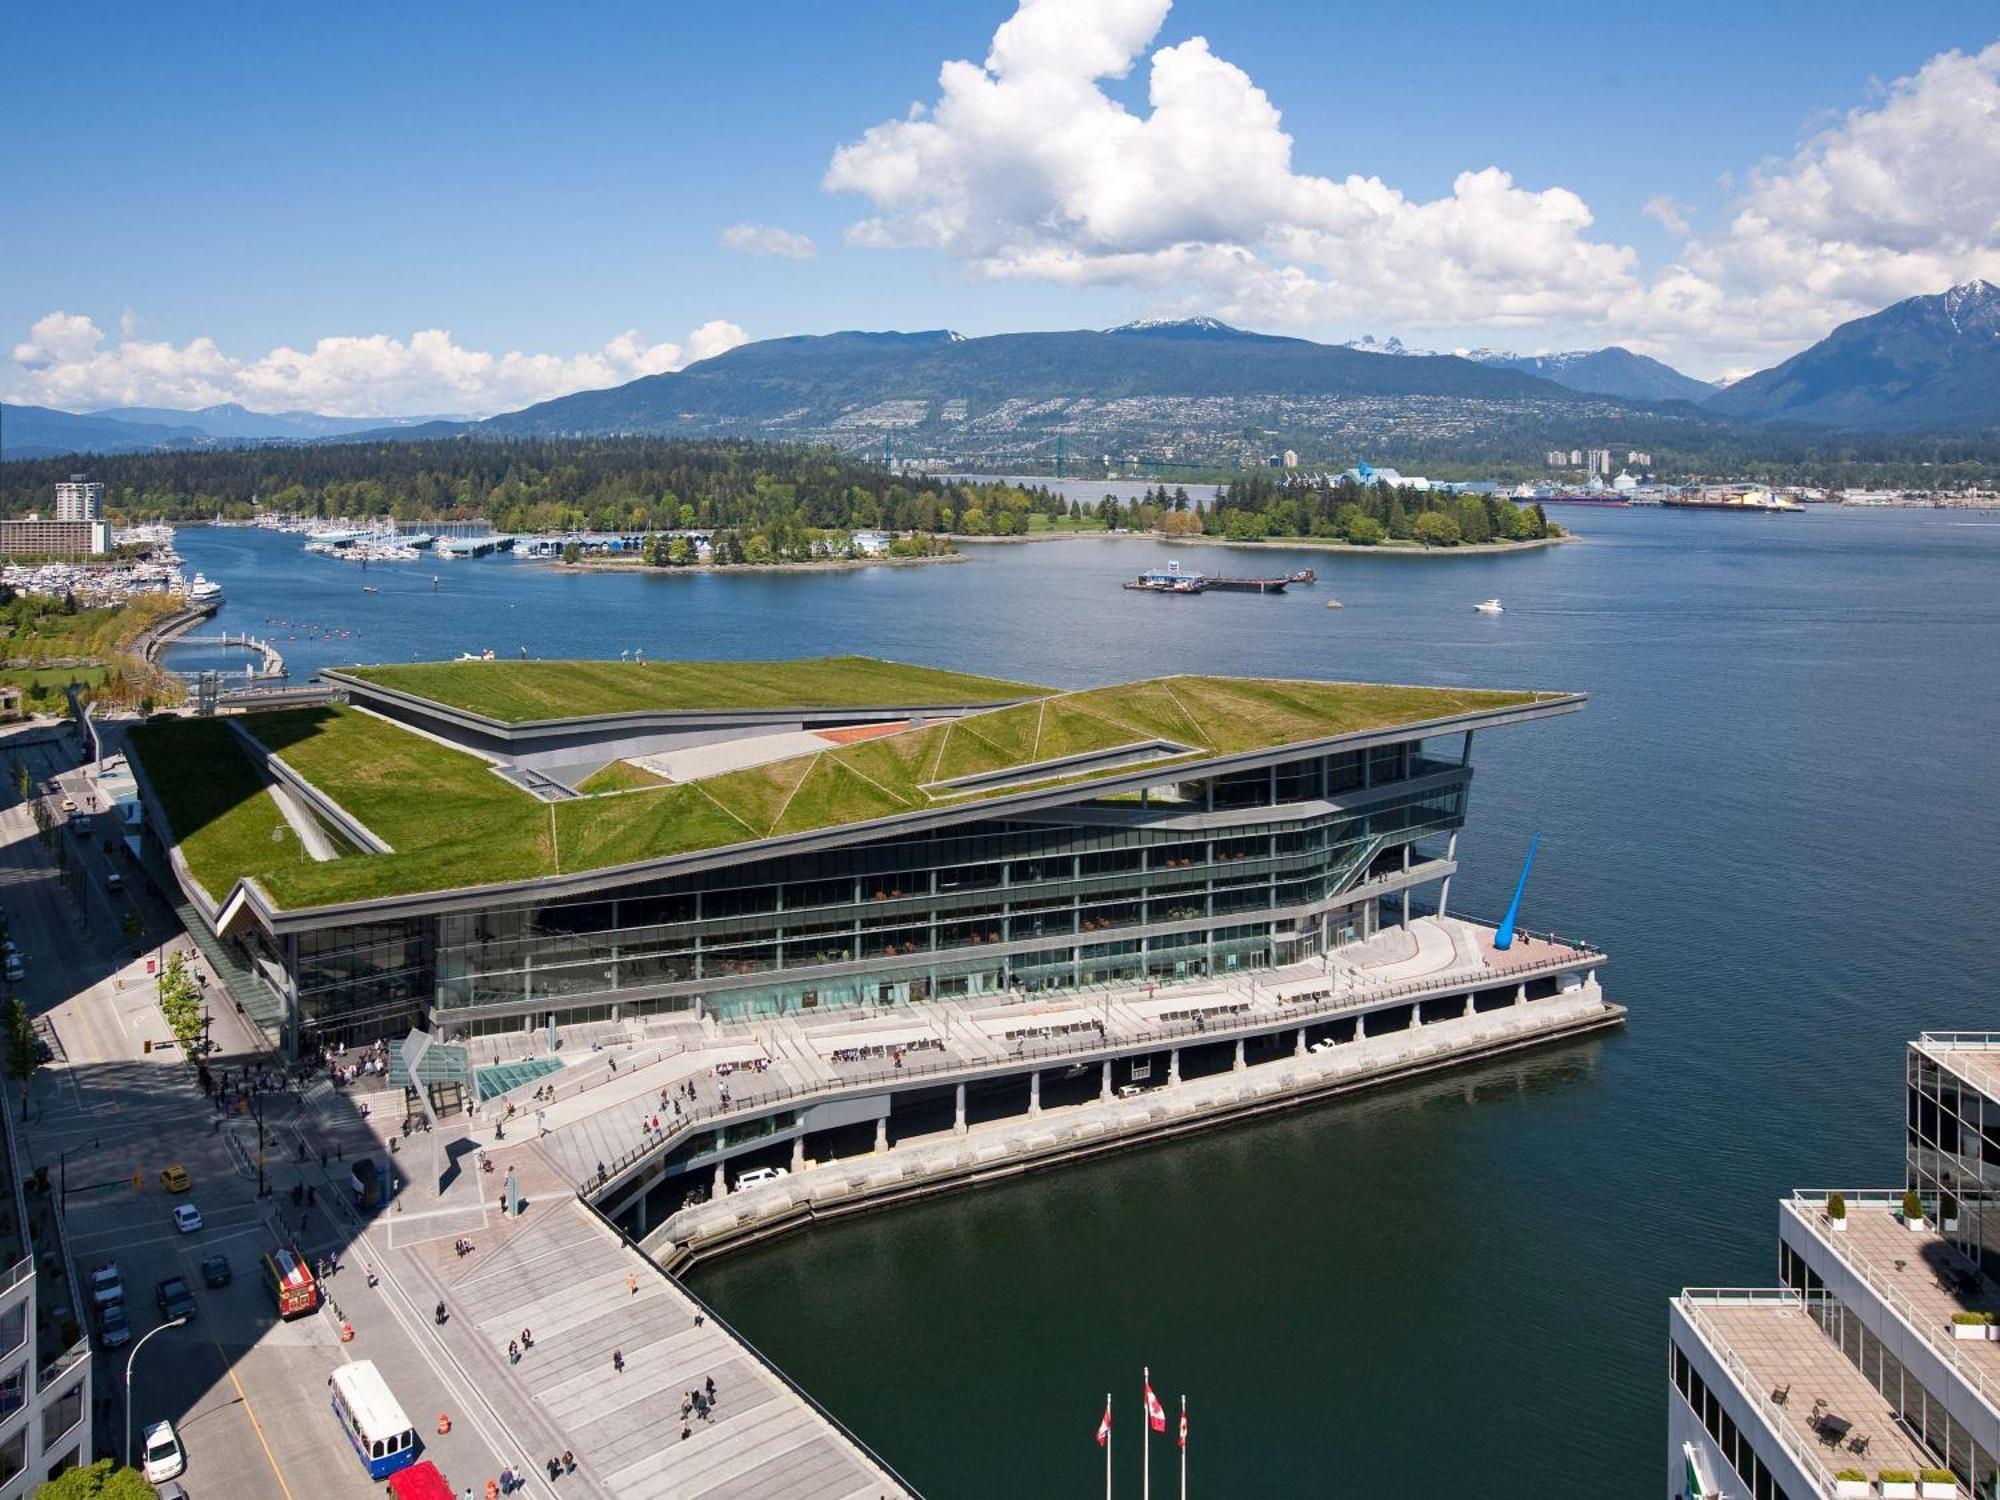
(626, 1272, 637, 1296)
(546, 1458, 559, 1483)
(704, 1375, 715, 1400)
(612, 1349, 624, 1373)
(562, 1452, 574, 1474)
(508, 1339, 520, 1364)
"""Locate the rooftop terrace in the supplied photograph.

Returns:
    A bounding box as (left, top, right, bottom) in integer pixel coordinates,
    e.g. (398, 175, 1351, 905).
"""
(1680, 1288, 1961, 1495)
(1916, 1033, 2000, 1106)
(128, 659, 1566, 913)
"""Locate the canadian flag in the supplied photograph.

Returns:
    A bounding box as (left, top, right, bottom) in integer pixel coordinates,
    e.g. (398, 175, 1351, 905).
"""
(1095, 1398, 1112, 1448)
(1143, 1370, 1166, 1434)
(1178, 1397, 1188, 1450)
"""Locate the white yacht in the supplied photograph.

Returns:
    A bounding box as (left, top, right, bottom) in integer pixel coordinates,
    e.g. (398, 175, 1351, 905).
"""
(186, 574, 224, 605)
(1473, 598, 1503, 614)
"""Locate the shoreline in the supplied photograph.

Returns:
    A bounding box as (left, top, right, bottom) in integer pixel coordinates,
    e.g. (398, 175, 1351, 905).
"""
(551, 551, 969, 576)
(953, 530, 1575, 557)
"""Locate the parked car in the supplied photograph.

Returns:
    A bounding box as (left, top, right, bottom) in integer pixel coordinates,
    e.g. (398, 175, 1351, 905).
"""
(171, 1203, 203, 1234)
(88, 1261, 122, 1306)
(160, 1164, 191, 1193)
(733, 1165, 789, 1190)
(140, 1419, 185, 1483)
(105, 871, 124, 893)
(3, 956, 21, 984)
(155, 1276, 195, 1321)
(58, 796, 75, 814)
(94, 1301, 130, 1349)
(199, 1253, 232, 1289)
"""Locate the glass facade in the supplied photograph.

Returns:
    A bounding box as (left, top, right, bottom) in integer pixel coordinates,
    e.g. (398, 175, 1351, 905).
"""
(267, 745, 1468, 1048)
(1670, 1338, 1801, 1500)
(1907, 1050, 2000, 1275)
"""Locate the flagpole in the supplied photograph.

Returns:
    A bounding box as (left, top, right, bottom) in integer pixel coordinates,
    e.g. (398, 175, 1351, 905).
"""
(1179, 1394, 1187, 1500)
(1106, 1394, 1113, 1500)
(1142, 1368, 1151, 1500)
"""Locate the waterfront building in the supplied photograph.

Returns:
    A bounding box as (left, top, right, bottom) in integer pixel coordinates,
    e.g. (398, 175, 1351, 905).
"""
(125, 657, 1586, 1057)
(0, 1080, 91, 1496)
(1669, 1033, 2000, 1499)
(0, 519, 109, 558)
(52, 475, 102, 523)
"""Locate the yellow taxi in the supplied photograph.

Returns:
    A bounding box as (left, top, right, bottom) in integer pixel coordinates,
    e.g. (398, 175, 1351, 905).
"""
(159, 1165, 191, 1193)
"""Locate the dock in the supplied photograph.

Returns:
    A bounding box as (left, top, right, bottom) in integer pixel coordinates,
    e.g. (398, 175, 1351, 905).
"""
(1124, 567, 1291, 594)
(160, 629, 286, 678)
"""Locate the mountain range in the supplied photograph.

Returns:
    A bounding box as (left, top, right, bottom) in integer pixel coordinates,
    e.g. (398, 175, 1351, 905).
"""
(6, 283, 1997, 463)
(0, 400, 456, 460)
(1704, 279, 2000, 432)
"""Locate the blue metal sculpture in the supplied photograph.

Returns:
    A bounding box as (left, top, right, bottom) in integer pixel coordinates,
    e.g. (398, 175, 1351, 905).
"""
(1494, 833, 1540, 950)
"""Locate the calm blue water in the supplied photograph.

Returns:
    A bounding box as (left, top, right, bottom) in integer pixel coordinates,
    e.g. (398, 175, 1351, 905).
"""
(169, 511, 2000, 1495)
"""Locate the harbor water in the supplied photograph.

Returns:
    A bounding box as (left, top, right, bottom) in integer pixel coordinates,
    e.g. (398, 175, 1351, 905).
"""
(166, 509, 2000, 1495)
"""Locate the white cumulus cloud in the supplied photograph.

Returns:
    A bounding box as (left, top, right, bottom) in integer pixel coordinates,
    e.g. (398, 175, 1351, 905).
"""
(720, 223, 819, 259)
(5, 316, 749, 418)
(824, 1, 2000, 374)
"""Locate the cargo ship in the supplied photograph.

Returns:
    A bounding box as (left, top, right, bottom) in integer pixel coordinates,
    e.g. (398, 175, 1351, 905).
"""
(1660, 488, 1803, 514)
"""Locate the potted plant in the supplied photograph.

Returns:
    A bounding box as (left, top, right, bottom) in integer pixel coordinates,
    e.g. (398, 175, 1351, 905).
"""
(1903, 1188, 1928, 1231)
(1941, 1191, 1959, 1232)
(1950, 1310, 1993, 1341)
(1827, 1191, 1849, 1232)
(1880, 1469, 1919, 1498)
(1833, 1469, 1870, 1499)
(1919, 1468, 1959, 1498)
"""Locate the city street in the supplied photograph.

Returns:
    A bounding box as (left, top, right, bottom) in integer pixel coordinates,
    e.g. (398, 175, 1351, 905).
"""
(0, 721, 521, 1498)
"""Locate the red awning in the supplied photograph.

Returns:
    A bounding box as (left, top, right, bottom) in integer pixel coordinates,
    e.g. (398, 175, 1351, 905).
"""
(388, 1461, 454, 1500)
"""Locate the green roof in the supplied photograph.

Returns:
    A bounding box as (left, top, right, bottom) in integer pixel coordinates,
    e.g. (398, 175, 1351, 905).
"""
(336, 655, 1044, 722)
(130, 668, 1560, 913)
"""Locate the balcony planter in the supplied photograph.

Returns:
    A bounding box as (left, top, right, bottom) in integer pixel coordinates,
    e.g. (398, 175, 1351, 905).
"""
(1903, 1189, 1928, 1232)
(1833, 1471, 1870, 1499)
(1879, 1471, 1918, 1498)
(1827, 1192, 1849, 1233)
(1950, 1312, 1993, 1341)
(1920, 1470, 1959, 1498)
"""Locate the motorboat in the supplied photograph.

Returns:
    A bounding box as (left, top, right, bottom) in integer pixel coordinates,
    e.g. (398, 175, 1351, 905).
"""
(1473, 598, 1504, 614)
(186, 574, 224, 604)
(1324, 598, 1343, 609)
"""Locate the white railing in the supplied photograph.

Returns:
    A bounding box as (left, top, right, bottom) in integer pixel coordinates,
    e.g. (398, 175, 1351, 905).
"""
(1789, 1189, 2000, 1417)
(1677, 1289, 1841, 1500)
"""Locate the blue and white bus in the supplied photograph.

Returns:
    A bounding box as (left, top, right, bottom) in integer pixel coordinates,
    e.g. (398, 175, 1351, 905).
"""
(329, 1360, 418, 1480)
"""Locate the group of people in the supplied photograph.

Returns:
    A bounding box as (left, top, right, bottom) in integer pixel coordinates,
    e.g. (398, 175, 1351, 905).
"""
(678, 1375, 719, 1440)
(453, 1236, 477, 1258)
(507, 1326, 534, 1363)
(713, 1056, 771, 1078)
(326, 1037, 393, 1087)
(829, 1034, 945, 1066)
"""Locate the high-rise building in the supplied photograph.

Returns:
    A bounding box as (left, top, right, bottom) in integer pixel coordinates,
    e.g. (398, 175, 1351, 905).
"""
(1627, 451, 1654, 468)
(1546, 450, 1570, 468)
(1569, 449, 1584, 467)
(53, 474, 102, 522)
(1586, 448, 1612, 478)
(1669, 1031, 2000, 1498)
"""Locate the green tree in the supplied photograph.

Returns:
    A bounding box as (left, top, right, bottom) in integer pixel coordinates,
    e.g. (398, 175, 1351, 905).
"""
(560, 541, 581, 566)
(1412, 511, 1460, 548)
(11, 762, 26, 802)
(35, 1459, 158, 1499)
(1342, 512, 1387, 545)
(5, 997, 39, 1121)
(666, 535, 692, 566)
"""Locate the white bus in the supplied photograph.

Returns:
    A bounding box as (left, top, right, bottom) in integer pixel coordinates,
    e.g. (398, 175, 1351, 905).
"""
(329, 1360, 418, 1480)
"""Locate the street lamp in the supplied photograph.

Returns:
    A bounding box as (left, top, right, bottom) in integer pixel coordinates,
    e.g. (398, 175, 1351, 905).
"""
(125, 1316, 188, 1468)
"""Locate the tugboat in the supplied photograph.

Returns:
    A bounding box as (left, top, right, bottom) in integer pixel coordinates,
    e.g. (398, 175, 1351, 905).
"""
(1289, 568, 1316, 584)
(1473, 598, 1504, 614)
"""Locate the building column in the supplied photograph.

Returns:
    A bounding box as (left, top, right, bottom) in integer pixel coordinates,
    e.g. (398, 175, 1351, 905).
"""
(1410, 1003, 1424, 1029)
(874, 1117, 888, 1154)
(1515, 983, 1527, 1008)
(713, 1161, 727, 1196)
(791, 1135, 805, 1172)
(633, 1193, 649, 1239)
(1437, 832, 1460, 916)
(1295, 1028, 1306, 1058)
(1101, 1061, 1113, 1101)
(1168, 1049, 1180, 1084)
(1400, 888, 1411, 930)
(1232, 1038, 1246, 1072)
(954, 1083, 967, 1134)
(1029, 1071, 1041, 1116)
(1355, 1012, 1367, 1040)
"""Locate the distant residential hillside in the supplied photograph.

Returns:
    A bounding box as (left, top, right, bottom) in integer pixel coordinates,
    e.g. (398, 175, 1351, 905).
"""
(1704, 281, 2000, 433)
(1467, 347, 1717, 405)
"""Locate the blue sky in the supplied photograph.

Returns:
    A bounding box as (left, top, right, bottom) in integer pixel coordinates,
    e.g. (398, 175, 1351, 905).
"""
(6, 0, 1998, 413)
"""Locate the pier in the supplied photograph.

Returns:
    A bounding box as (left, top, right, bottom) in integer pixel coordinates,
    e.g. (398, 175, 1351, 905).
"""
(162, 629, 287, 679)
